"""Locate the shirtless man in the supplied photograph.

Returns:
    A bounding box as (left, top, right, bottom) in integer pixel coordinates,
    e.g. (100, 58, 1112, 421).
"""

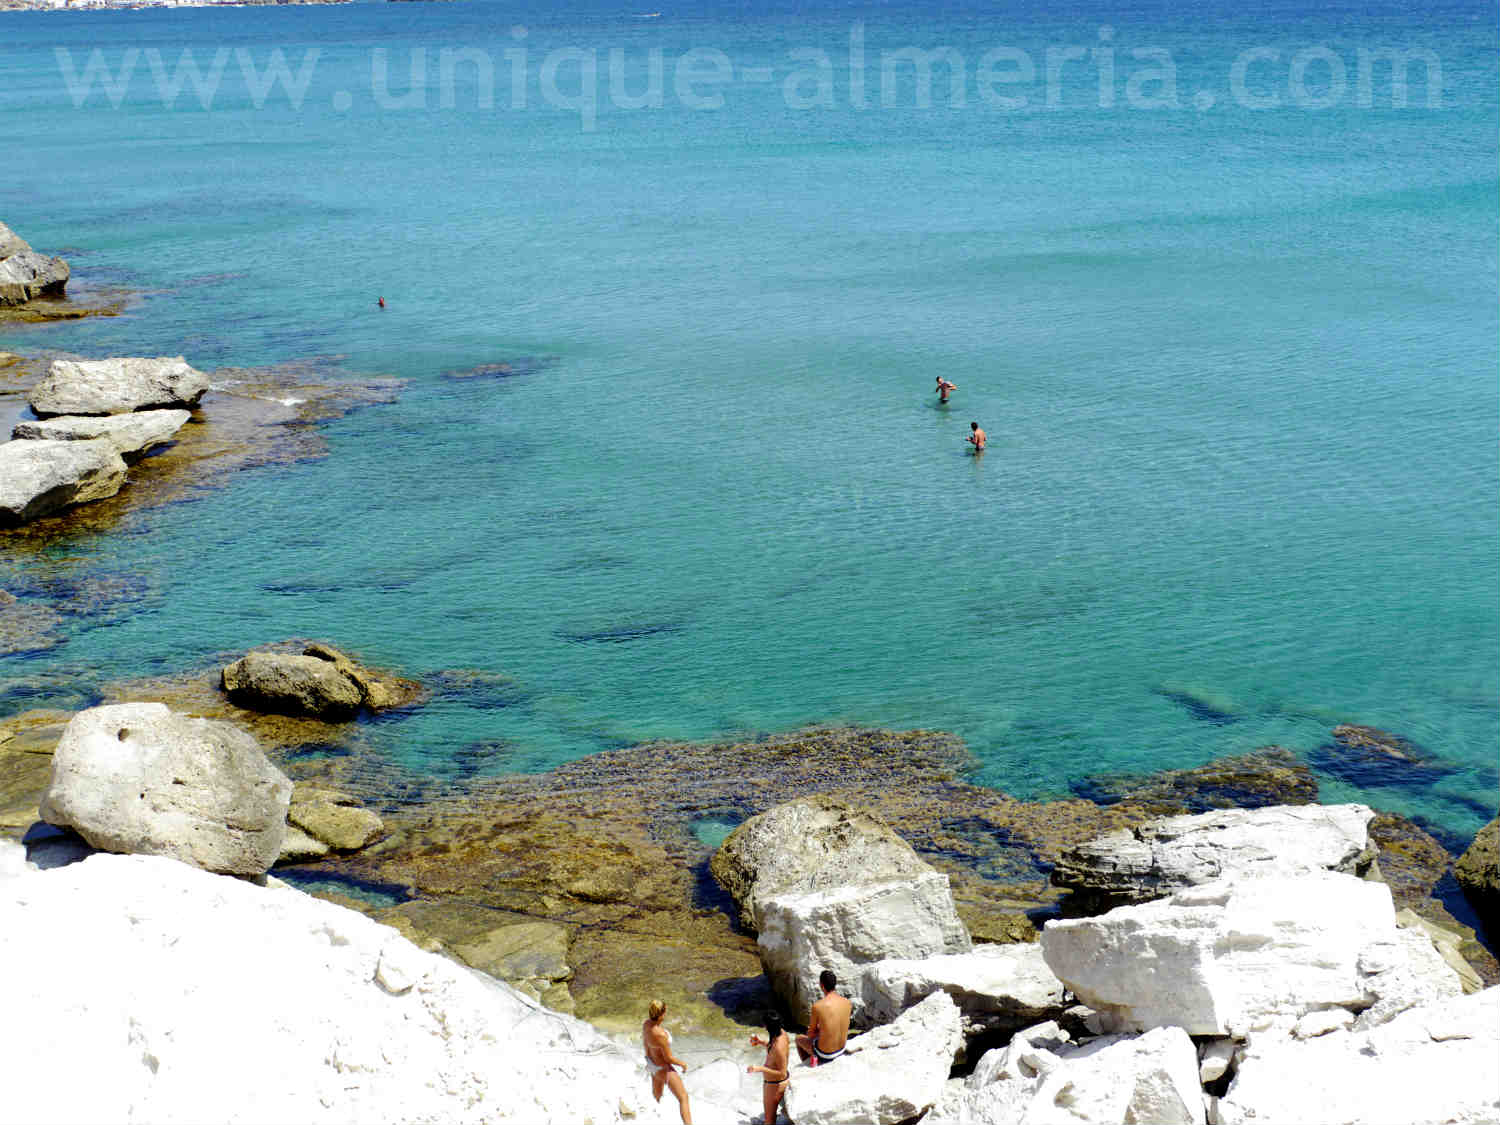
(643, 1000, 693, 1124)
(967, 421, 986, 452)
(935, 377, 956, 403)
(795, 970, 852, 1067)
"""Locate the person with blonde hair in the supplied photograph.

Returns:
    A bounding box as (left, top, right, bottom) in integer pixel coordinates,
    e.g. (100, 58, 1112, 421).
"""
(642, 999, 693, 1124)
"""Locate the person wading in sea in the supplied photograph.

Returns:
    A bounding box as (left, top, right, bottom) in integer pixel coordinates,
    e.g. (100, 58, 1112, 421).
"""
(795, 970, 852, 1067)
(642, 999, 693, 1124)
(967, 421, 986, 453)
(935, 376, 956, 403)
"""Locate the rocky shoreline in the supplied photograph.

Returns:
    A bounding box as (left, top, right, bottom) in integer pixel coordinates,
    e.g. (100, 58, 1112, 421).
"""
(3, 217, 1498, 1122)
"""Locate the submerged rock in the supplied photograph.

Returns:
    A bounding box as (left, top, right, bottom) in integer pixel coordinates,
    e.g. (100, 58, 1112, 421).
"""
(1050, 804, 1377, 912)
(1311, 724, 1457, 789)
(0, 438, 127, 526)
(38, 702, 292, 875)
(14, 409, 190, 462)
(1070, 746, 1319, 815)
(29, 356, 209, 417)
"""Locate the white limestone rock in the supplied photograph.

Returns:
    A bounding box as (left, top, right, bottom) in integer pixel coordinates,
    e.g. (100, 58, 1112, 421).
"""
(0, 438, 127, 525)
(0, 838, 34, 884)
(1050, 804, 1376, 909)
(29, 356, 209, 417)
(0, 249, 70, 305)
(783, 991, 964, 1125)
(862, 941, 1066, 1032)
(0, 220, 30, 260)
(709, 794, 934, 931)
(966, 1019, 1073, 1089)
(1039, 872, 1461, 1036)
(1396, 908, 1484, 994)
(1197, 1037, 1235, 1082)
(13, 409, 190, 462)
(759, 870, 971, 1023)
(0, 852, 749, 1125)
(38, 702, 292, 875)
(1215, 988, 1500, 1125)
(932, 1025, 1205, 1125)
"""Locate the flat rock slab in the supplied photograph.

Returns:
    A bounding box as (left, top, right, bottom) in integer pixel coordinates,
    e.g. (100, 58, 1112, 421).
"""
(0, 438, 126, 525)
(14, 409, 190, 462)
(29, 356, 209, 417)
(288, 788, 383, 851)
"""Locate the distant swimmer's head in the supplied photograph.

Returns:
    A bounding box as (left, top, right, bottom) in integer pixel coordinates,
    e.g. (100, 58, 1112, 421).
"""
(648, 999, 667, 1021)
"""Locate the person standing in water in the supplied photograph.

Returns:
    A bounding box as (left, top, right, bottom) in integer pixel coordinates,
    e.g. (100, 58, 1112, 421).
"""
(935, 376, 956, 403)
(643, 999, 693, 1124)
(967, 421, 986, 453)
(748, 1011, 791, 1125)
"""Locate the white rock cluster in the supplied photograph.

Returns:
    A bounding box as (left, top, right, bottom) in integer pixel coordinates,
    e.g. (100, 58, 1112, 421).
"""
(0, 848, 754, 1125)
(1, 356, 202, 525)
(0, 219, 69, 306)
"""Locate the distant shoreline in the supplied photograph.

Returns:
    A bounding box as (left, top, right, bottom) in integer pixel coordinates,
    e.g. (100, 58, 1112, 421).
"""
(1, 0, 351, 10)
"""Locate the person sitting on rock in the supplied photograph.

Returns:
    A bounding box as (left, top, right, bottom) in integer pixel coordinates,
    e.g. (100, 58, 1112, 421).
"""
(795, 969, 851, 1066)
(748, 1010, 791, 1124)
(643, 999, 693, 1124)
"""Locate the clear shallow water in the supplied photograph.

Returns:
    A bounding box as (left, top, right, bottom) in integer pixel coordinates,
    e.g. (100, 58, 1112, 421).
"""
(2, 0, 1496, 838)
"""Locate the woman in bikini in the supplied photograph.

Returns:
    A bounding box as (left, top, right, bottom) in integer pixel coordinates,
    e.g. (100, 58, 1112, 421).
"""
(748, 1011, 791, 1125)
(643, 999, 693, 1124)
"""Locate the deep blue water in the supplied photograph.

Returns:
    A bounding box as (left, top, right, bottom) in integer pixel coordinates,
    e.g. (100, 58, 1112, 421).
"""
(2, 0, 1496, 839)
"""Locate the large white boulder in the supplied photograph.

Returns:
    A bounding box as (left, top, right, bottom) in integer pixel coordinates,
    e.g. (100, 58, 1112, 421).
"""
(0, 220, 30, 260)
(759, 870, 971, 1023)
(1214, 987, 1500, 1125)
(931, 1024, 1205, 1125)
(0, 438, 126, 525)
(39, 702, 292, 875)
(13, 409, 190, 462)
(1050, 804, 1376, 909)
(29, 356, 209, 417)
(710, 794, 934, 930)
(0, 852, 748, 1125)
(861, 941, 1066, 1033)
(783, 991, 963, 1125)
(1040, 872, 1461, 1036)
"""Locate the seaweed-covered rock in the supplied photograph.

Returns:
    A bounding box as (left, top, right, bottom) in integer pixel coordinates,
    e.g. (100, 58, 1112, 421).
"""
(1311, 724, 1457, 789)
(1454, 817, 1499, 934)
(1070, 747, 1319, 815)
(287, 787, 384, 852)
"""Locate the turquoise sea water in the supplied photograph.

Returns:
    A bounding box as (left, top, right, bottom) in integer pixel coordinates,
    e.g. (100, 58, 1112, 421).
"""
(2, 0, 1497, 840)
